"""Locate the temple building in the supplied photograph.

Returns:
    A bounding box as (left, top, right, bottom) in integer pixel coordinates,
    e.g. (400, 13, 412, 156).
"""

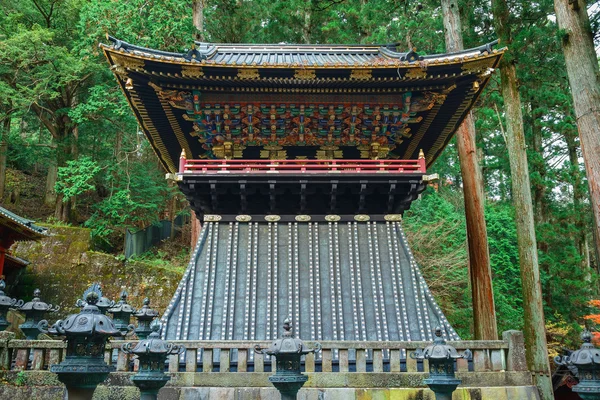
(102, 37, 503, 348)
(0, 206, 47, 286)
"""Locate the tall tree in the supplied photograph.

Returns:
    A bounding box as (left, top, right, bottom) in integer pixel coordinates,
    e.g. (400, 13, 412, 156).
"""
(441, 0, 497, 340)
(193, 0, 205, 40)
(554, 0, 600, 264)
(491, 0, 553, 399)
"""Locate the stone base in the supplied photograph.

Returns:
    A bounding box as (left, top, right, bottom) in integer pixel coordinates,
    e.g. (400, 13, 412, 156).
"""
(0, 386, 540, 400)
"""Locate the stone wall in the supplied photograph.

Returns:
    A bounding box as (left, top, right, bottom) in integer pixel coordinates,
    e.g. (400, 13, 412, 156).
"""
(11, 225, 184, 322)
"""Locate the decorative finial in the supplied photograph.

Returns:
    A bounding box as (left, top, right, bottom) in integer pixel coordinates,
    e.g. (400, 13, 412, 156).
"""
(419, 149, 425, 159)
(33, 289, 41, 300)
(150, 319, 161, 333)
(283, 318, 292, 337)
(434, 326, 442, 337)
(0, 280, 5, 293)
(180, 149, 187, 159)
(582, 329, 592, 343)
(85, 291, 99, 305)
(120, 290, 128, 301)
(143, 297, 150, 306)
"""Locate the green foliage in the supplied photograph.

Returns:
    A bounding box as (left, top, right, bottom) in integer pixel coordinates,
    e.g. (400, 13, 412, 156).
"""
(55, 156, 101, 201)
(0, 0, 597, 348)
(85, 153, 174, 244)
(14, 371, 26, 386)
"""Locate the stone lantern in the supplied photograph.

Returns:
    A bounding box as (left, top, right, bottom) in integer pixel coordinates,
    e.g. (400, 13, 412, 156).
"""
(134, 298, 159, 340)
(47, 291, 123, 400)
(411, 327, 471, 400)
(555, 330, 600, 400)
(121, 319, 185, 400)
(254, 318, 321, 400)
(18, 288, 59, 339)
(0, 279, 22, 331)
(108, 290, 135, 338)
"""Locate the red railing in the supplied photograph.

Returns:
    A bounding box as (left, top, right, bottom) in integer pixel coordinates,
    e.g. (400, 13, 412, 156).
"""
(179, 158, 426, 175)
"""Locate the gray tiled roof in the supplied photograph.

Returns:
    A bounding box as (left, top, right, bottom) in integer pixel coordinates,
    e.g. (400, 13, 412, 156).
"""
(0, 206, 48, 239)
(106, 36, 497, 66)
(162, 219, 458, 346)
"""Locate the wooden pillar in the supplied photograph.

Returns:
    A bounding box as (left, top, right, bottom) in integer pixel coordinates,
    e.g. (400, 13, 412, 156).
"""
(441, 0, 498, 340)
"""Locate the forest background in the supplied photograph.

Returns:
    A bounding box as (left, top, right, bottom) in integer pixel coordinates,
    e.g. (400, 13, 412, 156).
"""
(0, 0, 599, 352)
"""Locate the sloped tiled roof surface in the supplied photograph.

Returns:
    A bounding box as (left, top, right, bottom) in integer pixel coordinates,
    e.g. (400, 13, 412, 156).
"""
(0, 206, 48, 241)
(162, 220, 458, 346)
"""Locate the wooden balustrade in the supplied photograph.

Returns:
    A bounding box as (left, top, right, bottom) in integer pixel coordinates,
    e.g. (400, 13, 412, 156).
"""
(0, 332, 526, 376)
(179, 159, 427, 175)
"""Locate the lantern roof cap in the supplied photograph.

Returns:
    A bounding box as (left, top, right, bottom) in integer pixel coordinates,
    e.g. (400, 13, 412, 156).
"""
(48, 291, 122, 337)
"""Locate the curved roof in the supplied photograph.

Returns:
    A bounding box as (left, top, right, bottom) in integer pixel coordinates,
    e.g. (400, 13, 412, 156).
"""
(0, 206, 48, 242)
(102, 37, 504, 171)
(105, 36, 498, 67)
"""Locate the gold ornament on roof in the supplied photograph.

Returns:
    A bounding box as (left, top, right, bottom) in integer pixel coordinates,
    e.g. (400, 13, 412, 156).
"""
(112, 54, 145, 71)
(265, 215, 281, 222)
(325, 215, 341, 222)
(294, 69, 316, 80)
(461, 58, 492, 74)
(404, 68, 428, 79)
(236, 215, 252, 222)
(204, 215, 222, 222)
(350, 69, 372, 80)
(354, 215, 370, 222)
(181, 65, 205, 78)
(237, 68, 260, 79)
(295, 215, 311, 222)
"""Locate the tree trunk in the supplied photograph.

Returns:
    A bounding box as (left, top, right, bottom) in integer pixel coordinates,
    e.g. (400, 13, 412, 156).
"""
(554, 0, 600, 266)
(192, 0, 205, 41)
(45, 158, 58, 206)
(53, 135, 73, 222)
(302, 1, 312, 44)
(565, 131, 586, 261)
(530, 104, 552, 306)
(492, 1, 553, 398)
(441, 0, 497, 340)
(0, 118, 9, 201)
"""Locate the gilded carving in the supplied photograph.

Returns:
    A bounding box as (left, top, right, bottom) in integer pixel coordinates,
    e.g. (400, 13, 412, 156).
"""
(181, 65, 205, 78)
(350, 69, 372, 80)
(237, 68, 260, 79)
(204, 215, 222, 222)
(354, 214, 370, 222)
(384, 214, 403, 221)
(325, 215, 341, 222)
(112, 54, 145, 70)
(404, 68, 428, 79)
(295, 215, 311, 222)
(265, 215, 281, 222)
(461, 58, 492, 74)
(294, 69, 316, 80)
(236, 215, 252, 222)
(316, 145, 343, 159)
(260, 145, 287, 160)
